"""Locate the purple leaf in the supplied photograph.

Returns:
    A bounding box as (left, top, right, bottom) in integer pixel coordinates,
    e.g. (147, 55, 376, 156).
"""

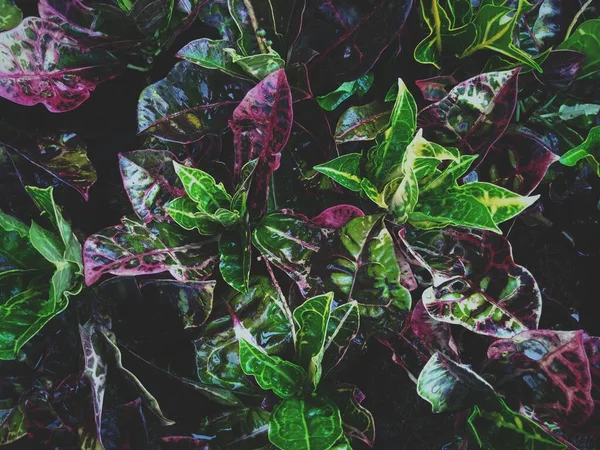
(310, 204, 364, 229)
(230, 69, 293, 213)
(408, 229, 542, 338)
(138, 61, 252, 143)
(487, 329, 594, 427)
(293, 0, 413, 87)
(477, 130, 559, 195)
(0, 17, 123, 112)
(534, 50, 586, 89)
(0, 124, 97, 200)
(83, 219, 217, 286)
(418, 69, 520, 163)
(119, 150, 187, 222)
(415, 76, 458, 102)
(410, 300, 459, 359)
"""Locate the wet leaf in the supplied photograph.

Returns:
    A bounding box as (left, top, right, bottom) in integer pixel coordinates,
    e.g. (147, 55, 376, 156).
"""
(335, 101, 391, 144)
(219, 227, 251, 293)
(176, 38, 248, 78)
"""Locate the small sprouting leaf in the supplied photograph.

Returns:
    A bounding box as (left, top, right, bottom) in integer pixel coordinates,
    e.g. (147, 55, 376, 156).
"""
(0, 17, 122, 112)
(366, 78, 418, 185)
(317, 73, 375, 111)
(269, 397, 343, 450)
(559, 126, 600, 177)
(455, 182, 539, 223)
(293, 293, 334, 388)
(314, 153, 363, 192)
(468, 397, 568, 449)
(558, 19, 600, 80)
(238, 336, 307, 399)
(417, 352, 495, 413)
(138, 61, 251, 143)
(335, 101, 391, 144)
(176, 38, 249, 78)
(252, 212, 323, 296)
(487, 329, 594, 426)
(219, 228, 251, 293)
(83, 218, 217, 285)
(418, 69, 520, 161)
(0, 0, 22, 31)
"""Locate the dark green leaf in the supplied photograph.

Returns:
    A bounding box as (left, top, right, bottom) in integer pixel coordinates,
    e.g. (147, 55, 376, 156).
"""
(335, 102, 391, 144)
(317, 74, 375, 111)
(0, 0, 22, 31)
(559, 19, 600, 80)
(219, 228, 251, 293)
(176, 38, 249, 78)
(322, 302, 360, 376)
(329, 384, 375, 447)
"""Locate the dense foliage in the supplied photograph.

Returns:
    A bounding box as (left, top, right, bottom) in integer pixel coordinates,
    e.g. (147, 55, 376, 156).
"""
(1, 0, 600, 448)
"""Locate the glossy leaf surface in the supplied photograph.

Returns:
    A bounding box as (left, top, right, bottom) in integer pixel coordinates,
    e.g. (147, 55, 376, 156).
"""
(335, 101, 390, 144)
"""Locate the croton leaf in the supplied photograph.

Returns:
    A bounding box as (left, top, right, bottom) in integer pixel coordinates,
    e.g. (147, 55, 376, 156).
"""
(319, 214, 412, 328)
(83, 218, 218, 285)
(534, 49, 585, 89)
(487, 329, 594, 426)
(418, 69, 520, 162)
(225, 49, 285, 80)
(194, 276, 293, 394)
(293, 292, 333, 388)
(407, 229, 541, 338)
(314, 153, 363, 192)
(172, 161, 231, 213)
(410, 300, 459, 359)
(417, 352, 495, 413)
(252, 212, 323, 296)
(268, 397, 343, 450)
(164, 196, 226, 234)
(0, 0, 21, 31)
(219, 228, 251, 293)
(335, 101, 391, 144)
(559, 125, 600, 177)
(558, 19, 600, 80)
(322, 301, 360, 376)
(293, 0, 412, 85)
(138, 61, 252, 143)
(317, 73, 374, 112)
(195, 407, 270, 449)
(119, 150, 186, 222)
(0, 17, 122, 112)
(366, 78, 418, 186)
(329, 384, 375, 447)
(138, 279, 215, 328)
(175, 38, 249, 78)
(0, 402, 26, 445)
(230, 68, 293, 212)
(477, 130, 559, 195)
(415, 75, 457, 102)
(468, 397, 567, 449)
(0, 124, 97, 200)
(311, 205, 365, 229)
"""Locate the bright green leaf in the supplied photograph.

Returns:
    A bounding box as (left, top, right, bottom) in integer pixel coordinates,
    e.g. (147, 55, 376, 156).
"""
(559, 125, 600, 176)
(176, 38, 249, 78)
(225, 47, 285, 80)
(173, 161, 231, 213)
(317, 73, 374, 111)
(0, 0, 22, 32)
(165, 196, 224, 235)
(219, 228, 251, 293)
(559, 19, 600, 80)
(314, 153, 363, 192)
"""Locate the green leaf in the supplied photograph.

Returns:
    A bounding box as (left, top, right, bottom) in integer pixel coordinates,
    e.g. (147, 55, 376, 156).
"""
(410, 193, 501, 233)
(293, 292, 333, 389)
(227, 0, 279, 56)
(269, 397, 343, 450)
(314, 153, 364, 192)
(360, 178, 387, 208)
(238, 336, 307, 399)
(0, 402, 26, 445)
(29, 221, 64, 265)
(468, 397, 567, 449)
(366, 78, 418, 185)
(317, 73, 374, 111)
(557, 103, 600, 121)
(455, 182, 539, 223)
(25, 186, 82, 269)
(322, 302, 360, 376)
(420, 154, 479, 195)
(328, 384, 375, 446)
(559, 125, 600, 176)
(0, 211, 48, 272)
(219, 228, 251, 293)
(165, 196, 225, 235)
(176, 38, 249, 78)
(232, 158, 259, 215)
(387, 169, 419, 223)
(461, 1, 542, 71)
(559, 19, 600, 80)
(0, 0, 22, 32)
(335, 101, 391, 144)
(417, 352, 495, 413)
(225, 48, 285, 80)
(173, 161, 231, 213)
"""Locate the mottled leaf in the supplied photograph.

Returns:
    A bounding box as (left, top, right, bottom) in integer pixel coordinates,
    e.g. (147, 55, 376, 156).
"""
(0, 0, 21, 31)
(83, 218, 217, 285)
(314, 153, 363, 192)
(269, 397, 343, 450)
(487, 329, 594, 426)
(252, 212, 323, 295)
(311, 205, 365, 229)
(335, 101, 391, 144)
(417, 352, 495, 413)
(137, 61, 251, 143)
(415, 75, 457, 102)
(418, 69, 520, 162)
(175, 38, 248, 78)
(0, 17, 122, 112)
(410, 300, 459, 359)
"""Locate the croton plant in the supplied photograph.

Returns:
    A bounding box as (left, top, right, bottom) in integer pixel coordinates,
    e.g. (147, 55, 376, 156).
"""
(1, 0, 599, 448)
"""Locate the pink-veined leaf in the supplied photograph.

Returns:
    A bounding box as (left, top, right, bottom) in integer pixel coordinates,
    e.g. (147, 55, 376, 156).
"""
(310, 205, 365, 229)
(0, 17, 123, 112)
(410, 300, 459, 360)
(487, 329, 594, 427)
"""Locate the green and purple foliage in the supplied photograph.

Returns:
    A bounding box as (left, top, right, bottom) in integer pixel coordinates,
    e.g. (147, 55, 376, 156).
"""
(1, 0, 600, 448)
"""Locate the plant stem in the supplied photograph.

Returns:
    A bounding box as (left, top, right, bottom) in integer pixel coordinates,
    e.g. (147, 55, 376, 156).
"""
(243, 0, 268, 54)
(565, 0, 594, 39)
